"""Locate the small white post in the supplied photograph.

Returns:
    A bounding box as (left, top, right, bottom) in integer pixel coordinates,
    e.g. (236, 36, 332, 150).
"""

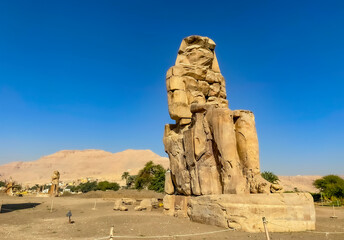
(262, 217, 271, 240)
(50, 199, 54, 213)
(109, 226, 114, 240)
(330, 204, 338, 218)
(92, 199, 97, 210)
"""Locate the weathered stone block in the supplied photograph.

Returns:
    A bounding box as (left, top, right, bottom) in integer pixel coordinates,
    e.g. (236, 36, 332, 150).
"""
(163, 194, 190, 218)
(187, 193, 315, 232)
(164, 170, 174, 194)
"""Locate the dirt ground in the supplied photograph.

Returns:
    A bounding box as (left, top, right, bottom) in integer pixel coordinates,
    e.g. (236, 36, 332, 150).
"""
(0, 191, 343, 240)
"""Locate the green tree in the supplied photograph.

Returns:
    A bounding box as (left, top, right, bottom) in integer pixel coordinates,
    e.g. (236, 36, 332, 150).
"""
(135, 161, 166, 192)
(149, 167, 166, 192)
(261, 171, 279, 184)
(313, 175, 344, 199)
(0, 181, 5, 187)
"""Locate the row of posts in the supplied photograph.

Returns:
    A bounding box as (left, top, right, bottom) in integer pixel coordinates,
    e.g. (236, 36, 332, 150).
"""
(1, 198, 340, 239)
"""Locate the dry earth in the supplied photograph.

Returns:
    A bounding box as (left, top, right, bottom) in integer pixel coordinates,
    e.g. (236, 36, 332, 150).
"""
(0, 191, 343, 240)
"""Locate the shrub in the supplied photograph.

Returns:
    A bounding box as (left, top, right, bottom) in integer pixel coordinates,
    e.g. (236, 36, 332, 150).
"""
(261, 171, 279, 184)
(310, 193, 321, 202)
(97, 181, 120, 191)
(69, 180, 120, 193)
(29, 184, 40, 191)
(78, 181, 98, 193)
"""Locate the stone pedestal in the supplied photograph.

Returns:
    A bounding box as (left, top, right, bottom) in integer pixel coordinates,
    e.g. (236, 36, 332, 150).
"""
(188, 193, 315, 232)
(163, 195, 190, 217)
(163, 193, 315, 232)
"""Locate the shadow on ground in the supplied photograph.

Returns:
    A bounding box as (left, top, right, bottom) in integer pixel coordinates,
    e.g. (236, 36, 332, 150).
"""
(1, 203, 41, 213)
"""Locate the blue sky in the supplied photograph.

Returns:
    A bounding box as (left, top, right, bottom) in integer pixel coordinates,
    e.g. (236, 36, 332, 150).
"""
(1, 1, 343, 175)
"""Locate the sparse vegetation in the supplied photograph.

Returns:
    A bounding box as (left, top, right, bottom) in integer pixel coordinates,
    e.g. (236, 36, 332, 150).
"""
(29, 184, 40, 191)
(70, 181, 97, 193)
(70, 180, 120, 193)
(97, 181, 120, 191)
(261, 171, 279, 184)
(13, 184, 22, 191)
(0, 181, 5, 187)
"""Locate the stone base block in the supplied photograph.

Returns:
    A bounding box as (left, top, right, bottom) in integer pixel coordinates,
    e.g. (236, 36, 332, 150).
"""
(187, 193, 315, 232)
(163, 194, 190, 217)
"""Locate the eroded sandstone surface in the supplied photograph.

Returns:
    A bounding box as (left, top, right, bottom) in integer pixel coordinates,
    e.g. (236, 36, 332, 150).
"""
(163, 35, 271, 195)
(163, 35, 315, 232)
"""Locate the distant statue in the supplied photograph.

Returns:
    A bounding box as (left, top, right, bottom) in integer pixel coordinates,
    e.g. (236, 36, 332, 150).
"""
(5, 177, 14, 196)
(48, 170, 60, 197)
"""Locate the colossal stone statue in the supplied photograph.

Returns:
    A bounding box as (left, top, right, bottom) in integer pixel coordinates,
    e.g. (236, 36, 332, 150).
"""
(48, 170, 60, 197)
(163, 36, 315, 232)
(163, 35, 271, 195)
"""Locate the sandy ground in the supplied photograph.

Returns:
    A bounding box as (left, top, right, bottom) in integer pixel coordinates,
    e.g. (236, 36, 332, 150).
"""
(0, 192, 343, 240)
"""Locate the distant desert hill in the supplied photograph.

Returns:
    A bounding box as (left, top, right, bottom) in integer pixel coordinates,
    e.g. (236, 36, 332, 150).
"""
(278, 176, 320, 193)
(278, 175, 344, 193)
(0, 149, 169, 186)
(0, 149, 336, 192)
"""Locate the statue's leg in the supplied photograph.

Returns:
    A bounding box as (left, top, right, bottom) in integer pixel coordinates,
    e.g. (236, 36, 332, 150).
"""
(233, 110, 271, 193)
(163, 124, 191, 195)
(206, 107, 247, 194)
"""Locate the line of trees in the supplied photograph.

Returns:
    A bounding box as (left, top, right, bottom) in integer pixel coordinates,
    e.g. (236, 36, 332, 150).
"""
(69, 161, 166, 194)
(69, 181, 120, 193)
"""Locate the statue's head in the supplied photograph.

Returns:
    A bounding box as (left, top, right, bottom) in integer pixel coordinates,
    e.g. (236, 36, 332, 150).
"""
(175, 35, 219, 70)
(166, 36, 227, 124)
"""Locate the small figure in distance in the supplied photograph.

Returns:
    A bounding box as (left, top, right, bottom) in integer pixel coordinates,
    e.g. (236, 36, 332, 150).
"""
(66, 210, 74, 224)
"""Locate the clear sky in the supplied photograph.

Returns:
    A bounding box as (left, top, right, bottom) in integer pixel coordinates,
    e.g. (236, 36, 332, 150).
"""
(1, 1, 343, 175)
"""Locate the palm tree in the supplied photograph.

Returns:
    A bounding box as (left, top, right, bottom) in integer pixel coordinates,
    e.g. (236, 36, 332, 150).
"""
(121, 172, 130, 187)
(261, 171, 279, 184)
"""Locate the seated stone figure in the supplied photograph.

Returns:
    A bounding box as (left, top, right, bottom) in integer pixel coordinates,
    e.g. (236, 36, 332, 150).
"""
(5, 177, 14, 196)
(163, 35, 277, 195)
(48, 170, 60, 197)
